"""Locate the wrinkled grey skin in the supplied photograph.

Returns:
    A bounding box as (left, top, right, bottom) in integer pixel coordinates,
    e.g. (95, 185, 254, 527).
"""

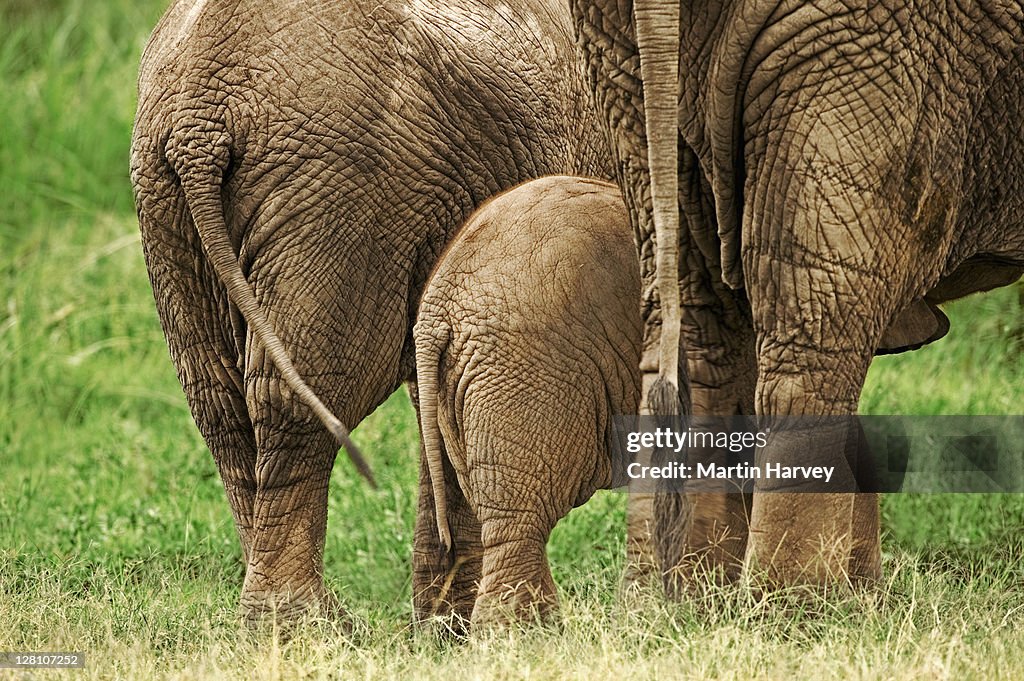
(130, 0, 614, 621)
(413, 176, 641, 628)
(573, 0, 1024, 589)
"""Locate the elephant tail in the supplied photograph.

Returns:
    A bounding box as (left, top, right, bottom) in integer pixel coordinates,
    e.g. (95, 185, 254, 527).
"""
(413, 320, 453, 559)
(635, 0, 686, 419)
(164, 128, 376, 488)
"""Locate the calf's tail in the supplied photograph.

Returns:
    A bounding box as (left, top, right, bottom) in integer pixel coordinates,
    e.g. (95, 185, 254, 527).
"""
(413, 321, 453, 558)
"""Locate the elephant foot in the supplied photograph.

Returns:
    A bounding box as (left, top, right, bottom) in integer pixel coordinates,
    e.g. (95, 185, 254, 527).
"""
(418, 611, 471, 642)
(743, 492, 884, 590)
(744, 492, 855, 588)
(239, 585, 352, 635)
(413, 553, 481, 641)
(620, 491, 660, 597)
(413, 549, 482, 624)
(849, 492, 882, 584)
(467, 525, 561, 632)
(469, 580, 559, 632)
(619, 559, 661, 602)
(655, 491, 748, 600)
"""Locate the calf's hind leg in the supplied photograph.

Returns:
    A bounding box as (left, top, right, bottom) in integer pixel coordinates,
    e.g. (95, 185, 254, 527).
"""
(472, 513, 558, 628)
(463, 378, 606, 628)
(411, 380, 484, 631)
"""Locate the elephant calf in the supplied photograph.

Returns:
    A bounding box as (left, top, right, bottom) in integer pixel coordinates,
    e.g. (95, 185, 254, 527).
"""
(413, 176, 641, 628)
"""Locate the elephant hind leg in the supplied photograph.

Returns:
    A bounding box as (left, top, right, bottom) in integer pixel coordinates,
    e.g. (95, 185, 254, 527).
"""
(471, 516, 558, 629)
(652, 305, 757, 597)
(420, 513, 484, 638)
(745, 267, 892, 587)
(141, 194, 257, 562)
(461, 426, 581, 629)
(411, 380, 483, 633)
(240, 323, 348, 626)
(240, 404, 338, 626)
(656, 489, 750, 597)
(457, 364, 608, 630)
(849, 492, 881, 583)
(179, 336, 257, 563)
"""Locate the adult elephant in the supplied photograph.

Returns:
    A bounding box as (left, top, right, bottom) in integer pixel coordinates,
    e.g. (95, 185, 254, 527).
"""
(131, 0, 613, 622)
(573, 0, 1024, 589)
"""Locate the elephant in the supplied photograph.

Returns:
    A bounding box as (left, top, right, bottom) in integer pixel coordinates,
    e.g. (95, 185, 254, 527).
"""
(129, 0, 614, 622)
(413, 175, 642, 628)
(571, 0, 1024, 590)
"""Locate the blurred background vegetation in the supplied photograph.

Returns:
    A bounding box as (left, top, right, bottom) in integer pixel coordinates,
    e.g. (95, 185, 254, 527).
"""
(0, 0, 1021, 677)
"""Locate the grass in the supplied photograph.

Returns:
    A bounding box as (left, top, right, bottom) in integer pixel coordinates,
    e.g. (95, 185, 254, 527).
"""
(1, 1, 1022, 678)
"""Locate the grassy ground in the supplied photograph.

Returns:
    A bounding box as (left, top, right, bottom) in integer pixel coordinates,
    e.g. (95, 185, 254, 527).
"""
(1, 1, 1022, 678)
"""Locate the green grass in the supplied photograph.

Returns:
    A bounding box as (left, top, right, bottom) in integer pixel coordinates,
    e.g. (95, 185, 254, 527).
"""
(1, 1, 1023, 678)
